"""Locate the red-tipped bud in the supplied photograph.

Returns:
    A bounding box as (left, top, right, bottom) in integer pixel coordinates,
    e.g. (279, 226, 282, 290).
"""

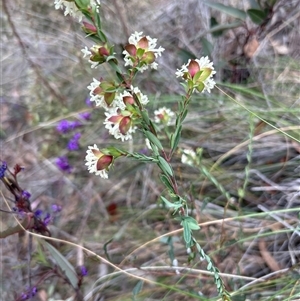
(137, 36, 149, 49)
(124, 44, 137, 56)
(119, 116, 132, 135)
(187, 60, 200, 78)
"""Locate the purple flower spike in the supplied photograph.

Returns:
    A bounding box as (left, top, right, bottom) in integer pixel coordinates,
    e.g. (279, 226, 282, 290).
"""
(55, 156, 72, 173)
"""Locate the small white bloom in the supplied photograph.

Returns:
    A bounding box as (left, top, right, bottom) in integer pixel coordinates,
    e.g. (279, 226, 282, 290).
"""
(172, 258, 180, 275)
(154, 107, 175, 126)
(172, 258, 178, 267)
(54, 0, 64, 10)
(89, 60, 100, 69)
(81, 47, 91, 58)
(87, 78, 112, 109)
(85, 144, 108, 179)
(181, 149, 196, 166)
(145, 138, 151, 150)
(114, 86, 149, 110)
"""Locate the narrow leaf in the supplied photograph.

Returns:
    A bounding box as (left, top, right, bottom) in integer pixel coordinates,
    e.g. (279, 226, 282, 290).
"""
(132, 280, 144, 296)
(170, 125, 182, 151)
(160, 174, 175, 194)
(40, 240, 78, 289)
(158, 156, 173, 176)
(205, 2, 247, 20)
(247, 9, 267, 24)
(144, 130, 163, 150)
(200, 37, 214, 56)
(182, 220, 191, 244)
(208, 21, 243, 34)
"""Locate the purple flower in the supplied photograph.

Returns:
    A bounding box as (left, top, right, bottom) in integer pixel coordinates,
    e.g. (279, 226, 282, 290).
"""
(20, 287, 37, 300)
(56, 120, 81, 134)
(22, 190, 31, 200)
(55, 156, 72, 173)
(43, 213, 51, 226)
(80, 265, 88, 276)
(56, 120, 71, 133)
(34, 209, 43, 218)
(69, 120, 81, 130)
(20, 292, 29, 300)
(51, 204, 62, 213)
(85, 97, 93, 107)
(79, 111, 91, 120)
(67, 132, 81, 151)
(0, 161, 7, 178)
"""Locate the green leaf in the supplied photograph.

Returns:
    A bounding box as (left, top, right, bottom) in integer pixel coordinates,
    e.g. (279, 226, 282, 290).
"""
(247, 9, 267, 24)
(208, 21, 243, 34)
(170, 125, 182, 151)
(144, 130, 163, 150)
(132, 280, 144, 298)
(207, 261, 212, 270)
(205, 2, 247, 20)
(40, 240, 78, 289)
(185, 216, 200, 230)
(200, 37, 214, 56)
(160, 174, 175, 194)
(158, 156, 173, 176)
(182, 219, 192, 244)
(210, 17, 224, 37)
(161, 196, 182, 211)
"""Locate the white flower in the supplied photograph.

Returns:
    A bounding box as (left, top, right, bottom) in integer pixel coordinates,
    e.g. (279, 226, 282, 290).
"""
(114, 86, 149, 110)
(176, 56, 216, 93)
(81, 47, 91, 58)
(104, 107, 136, 142)
(87, 78, 111, 109)
(172, 258, 180, 275)
(89, 60, 100, 69)
(123, 31, 165, 72)
(85, 144, 109, 179)
(145, 138, 151, 150)
(154, 107, 175, 126)
(54, 0, 64, 9)
(181, 149, 196, 166)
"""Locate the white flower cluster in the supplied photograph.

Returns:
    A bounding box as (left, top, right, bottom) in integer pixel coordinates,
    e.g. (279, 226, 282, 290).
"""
(181, 149, 197, 166)
(154, 107, 175, 126)
(54, 0, 101, 21)
(81, 47, 99, 68)
(176, 56, 216, 93)
(123, 31, 165, 72)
